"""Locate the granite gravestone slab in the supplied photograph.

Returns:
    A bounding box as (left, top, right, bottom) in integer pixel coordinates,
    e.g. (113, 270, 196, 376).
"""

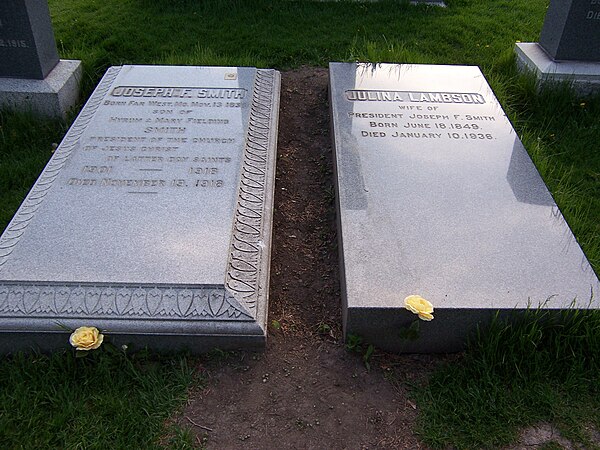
(0, 65, 280, 352)
(330, 62, 600, 353)
(0, 0, 59, 79)
(539, 0, 600, 62)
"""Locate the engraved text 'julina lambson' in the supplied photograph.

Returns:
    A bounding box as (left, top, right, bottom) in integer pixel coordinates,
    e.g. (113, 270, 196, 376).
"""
(346, 90, 486, 104)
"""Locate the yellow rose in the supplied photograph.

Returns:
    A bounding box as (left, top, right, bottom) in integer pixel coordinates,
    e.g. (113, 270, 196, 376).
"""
(404, 295, 434, 321)
(69, 326, 104, 351)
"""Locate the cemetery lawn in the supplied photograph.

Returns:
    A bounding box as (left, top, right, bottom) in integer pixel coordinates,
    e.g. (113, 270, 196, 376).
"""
(0, 349, 197, 449)
(1, 0, 599, 448)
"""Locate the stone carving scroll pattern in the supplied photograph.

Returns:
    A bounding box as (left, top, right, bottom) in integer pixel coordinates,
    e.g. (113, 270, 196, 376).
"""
(226, 69, 276, 315)
(0, 67, 123, 271)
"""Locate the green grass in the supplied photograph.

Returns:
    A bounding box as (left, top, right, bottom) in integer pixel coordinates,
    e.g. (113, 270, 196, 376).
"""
(0, 112, 67, 231)
(0, 348, 198, 449)
(45, 0, 548, 97)
(1, 0, 600, 448)
(413, 308, 600, 449)
(511, 79, 600, 270)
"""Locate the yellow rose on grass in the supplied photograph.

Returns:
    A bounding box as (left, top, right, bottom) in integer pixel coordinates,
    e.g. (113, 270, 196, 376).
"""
(69, 326, 104, 351)
(404, 295, 434, 321)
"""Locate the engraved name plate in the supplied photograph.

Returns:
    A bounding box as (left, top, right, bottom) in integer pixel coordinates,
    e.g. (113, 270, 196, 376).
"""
(0, 65, 280, 351)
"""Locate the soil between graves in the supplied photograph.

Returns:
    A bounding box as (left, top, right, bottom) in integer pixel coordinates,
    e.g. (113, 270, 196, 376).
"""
(174, 67, 443, 449)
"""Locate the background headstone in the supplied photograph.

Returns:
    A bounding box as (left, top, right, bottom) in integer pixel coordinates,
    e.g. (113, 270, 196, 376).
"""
(0, 65, 280, 353)
(329, 62, 600, 353)
(515, 0, 600, 94)
(0, 0, 81, 118)
(0, 0, 60, 79)
(539, 0, 600, 62)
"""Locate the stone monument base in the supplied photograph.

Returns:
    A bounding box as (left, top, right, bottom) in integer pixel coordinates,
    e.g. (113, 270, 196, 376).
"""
(0, 59, 82, 119)
(515, 43, 600, 95)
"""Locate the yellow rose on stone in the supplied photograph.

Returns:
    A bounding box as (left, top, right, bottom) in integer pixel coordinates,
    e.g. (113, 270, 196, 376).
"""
(404, 295, 434, 321)
(69, 326, 104, 351)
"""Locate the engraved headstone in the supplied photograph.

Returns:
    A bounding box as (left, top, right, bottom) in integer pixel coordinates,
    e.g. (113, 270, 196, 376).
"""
(0, 0, 59, 80)
(0, 65, 280, 352)
(539, 0, 600, 62)
(0, 0, 81, 117)
(329, 62, 599, 353)
(515, 0, 600, 93)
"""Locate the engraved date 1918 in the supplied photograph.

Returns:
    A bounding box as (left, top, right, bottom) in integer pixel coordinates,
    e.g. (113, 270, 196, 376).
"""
(196, 179, 223, 187)
(170, 179, 224, 188)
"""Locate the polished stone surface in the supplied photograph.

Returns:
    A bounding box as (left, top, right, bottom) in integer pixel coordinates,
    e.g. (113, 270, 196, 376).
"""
(0, 0, 59, 80)
(330, 62, 600, 352)
(0, 65, 280, 353)
(539, 0, 600, 62)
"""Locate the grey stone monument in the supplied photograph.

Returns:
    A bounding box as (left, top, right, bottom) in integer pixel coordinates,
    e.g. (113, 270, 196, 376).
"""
(410, 0, 445, 6)
(0, 65, 280, 353)
(329, 62, 600, 353)
(516, 0, 600, 93)
(0, 1, 81, 117)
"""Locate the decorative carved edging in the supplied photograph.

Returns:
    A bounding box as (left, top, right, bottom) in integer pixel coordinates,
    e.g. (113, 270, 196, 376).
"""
(0, 283, 253, 320)
(226, 69, 276, 316)
(0, 67, 123, 271)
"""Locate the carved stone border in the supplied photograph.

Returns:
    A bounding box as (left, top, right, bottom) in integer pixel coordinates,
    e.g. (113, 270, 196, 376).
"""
(226, 69, 277, 317)
(0, 283, 252, 320)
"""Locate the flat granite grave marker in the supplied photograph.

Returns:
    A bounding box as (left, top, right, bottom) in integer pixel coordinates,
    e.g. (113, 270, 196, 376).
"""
(0, 0, 81, 117)
(0, 65, 280, 352)
(329, 62, 600, 353)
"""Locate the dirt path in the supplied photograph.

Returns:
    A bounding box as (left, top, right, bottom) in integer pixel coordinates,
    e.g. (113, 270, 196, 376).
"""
(176, 67, 441, 449)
